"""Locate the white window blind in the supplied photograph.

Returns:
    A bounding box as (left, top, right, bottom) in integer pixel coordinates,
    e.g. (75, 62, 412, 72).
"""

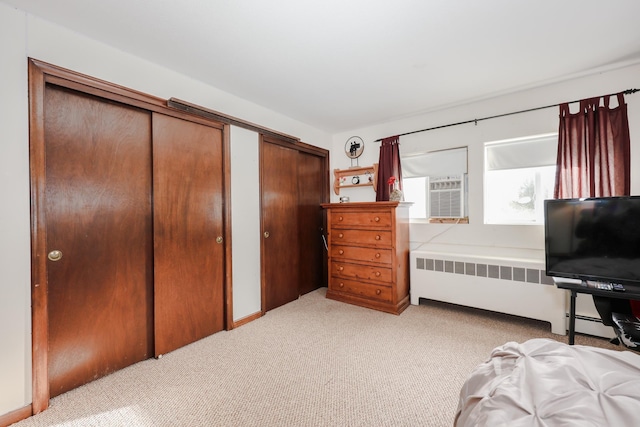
(486, 134, 557, 171)
(402, 147, 467, 178)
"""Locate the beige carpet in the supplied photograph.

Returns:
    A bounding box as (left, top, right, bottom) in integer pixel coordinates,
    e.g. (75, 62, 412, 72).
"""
(14, 288, 619, 427)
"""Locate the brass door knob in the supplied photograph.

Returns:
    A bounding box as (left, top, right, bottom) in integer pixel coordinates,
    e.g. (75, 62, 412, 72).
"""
(48, 250, 63, 262)
(264, 231, 270, 238)
(216, 236, 223, 244)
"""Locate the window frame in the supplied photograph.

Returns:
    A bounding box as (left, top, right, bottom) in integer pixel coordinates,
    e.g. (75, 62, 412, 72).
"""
(483, 133, 558, 225)
(400, 146, 469, 223)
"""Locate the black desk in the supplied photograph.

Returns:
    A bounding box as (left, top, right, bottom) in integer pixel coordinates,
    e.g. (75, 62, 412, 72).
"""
(555, 280, 640, 344)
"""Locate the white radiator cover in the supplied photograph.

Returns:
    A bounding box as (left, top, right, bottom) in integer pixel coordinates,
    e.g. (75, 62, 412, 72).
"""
(410, 244, 567, 335)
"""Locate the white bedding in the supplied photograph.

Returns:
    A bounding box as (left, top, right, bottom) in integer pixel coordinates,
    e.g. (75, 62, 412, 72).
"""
(455, 338, 640, 427)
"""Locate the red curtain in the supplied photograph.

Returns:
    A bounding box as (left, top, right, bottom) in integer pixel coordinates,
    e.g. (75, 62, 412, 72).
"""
(554, 92, 637, 317)
(376, 136, 402, 201)
(554, 92, 630, 198)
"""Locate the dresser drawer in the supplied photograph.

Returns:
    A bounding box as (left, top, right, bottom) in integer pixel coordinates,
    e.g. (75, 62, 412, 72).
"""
(330, 277, 392, 302)
(331, 229, 392, 247)
(332, 261, 392, 283)
(331, 245, 392, 265)
(331, 211, 392, 228)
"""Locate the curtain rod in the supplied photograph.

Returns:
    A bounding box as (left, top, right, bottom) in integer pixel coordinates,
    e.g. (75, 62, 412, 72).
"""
(375, 88, 639, 142)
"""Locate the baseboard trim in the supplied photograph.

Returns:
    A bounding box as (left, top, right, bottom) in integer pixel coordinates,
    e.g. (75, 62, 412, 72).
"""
(231, 311, 262, 329)
(0, 404, 32, 427)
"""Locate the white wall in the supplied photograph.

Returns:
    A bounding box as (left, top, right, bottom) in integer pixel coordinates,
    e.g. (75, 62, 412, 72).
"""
(332, 62, 640, 247)
(0, 3, 330, 416)
(0, 4, 31, 414)
(331, 62, 640, 332)
(230, 126, 262, 321)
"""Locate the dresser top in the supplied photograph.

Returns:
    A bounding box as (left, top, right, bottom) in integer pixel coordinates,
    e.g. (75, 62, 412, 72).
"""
(321, 201, 412, 209)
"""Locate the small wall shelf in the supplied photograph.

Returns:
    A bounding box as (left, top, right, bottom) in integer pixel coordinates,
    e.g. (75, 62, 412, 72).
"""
(333, 164, 378, 195)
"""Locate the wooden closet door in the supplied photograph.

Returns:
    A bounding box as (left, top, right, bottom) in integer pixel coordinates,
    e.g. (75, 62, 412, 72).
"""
(297, 151, 327, 295)
(261, 141, 300, 311)
(153, 113, 225, 356)
(44, 85, 154, 397)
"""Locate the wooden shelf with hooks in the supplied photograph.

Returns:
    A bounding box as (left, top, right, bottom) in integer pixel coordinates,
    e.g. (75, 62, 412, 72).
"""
(333, 164, 378, 195)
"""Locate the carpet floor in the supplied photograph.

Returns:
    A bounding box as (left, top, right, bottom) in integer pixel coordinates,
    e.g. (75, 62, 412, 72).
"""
(13, 288, 619, 427)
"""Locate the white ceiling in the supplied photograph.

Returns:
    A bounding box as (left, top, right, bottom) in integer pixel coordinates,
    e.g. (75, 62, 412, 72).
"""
(4, 0, 640, 133)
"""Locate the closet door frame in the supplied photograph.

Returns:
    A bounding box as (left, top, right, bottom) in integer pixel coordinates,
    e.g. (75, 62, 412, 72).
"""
(28, 58, 232, 413)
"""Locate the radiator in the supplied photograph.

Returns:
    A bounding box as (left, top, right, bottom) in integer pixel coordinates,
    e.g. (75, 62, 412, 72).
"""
(410, 244, 567, 335)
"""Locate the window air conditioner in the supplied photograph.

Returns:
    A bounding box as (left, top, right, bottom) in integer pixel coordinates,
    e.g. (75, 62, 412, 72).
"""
(429, 175, 466, 218)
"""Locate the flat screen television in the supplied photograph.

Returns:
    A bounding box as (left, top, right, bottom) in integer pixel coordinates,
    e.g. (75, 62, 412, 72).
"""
(544, 196, 640, 286)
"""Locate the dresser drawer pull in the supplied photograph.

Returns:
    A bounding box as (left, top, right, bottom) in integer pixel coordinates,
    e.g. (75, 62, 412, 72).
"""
(338, 216, 344, 221)
(339, 282, 344, 288)
(339, 249, 344, 255)
(376, 289, 381, 295)
(375, 235, 381, 240)
(338, 233, 344, 238)
(375, 271, 381, 277)
(374, 216, 380, 222)
(338, 266, 344, 271)
(375, 253, 381, 258)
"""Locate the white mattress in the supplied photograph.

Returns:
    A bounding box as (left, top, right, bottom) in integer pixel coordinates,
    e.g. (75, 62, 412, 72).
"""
(455, 338, 640, 427)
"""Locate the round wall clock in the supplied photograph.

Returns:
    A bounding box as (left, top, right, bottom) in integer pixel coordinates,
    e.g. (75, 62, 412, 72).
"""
(345, 136, 365, 159)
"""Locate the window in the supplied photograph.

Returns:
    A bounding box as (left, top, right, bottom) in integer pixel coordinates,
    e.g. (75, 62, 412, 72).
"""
(401, 147, 468, 221)
(484, 134, 557, 225)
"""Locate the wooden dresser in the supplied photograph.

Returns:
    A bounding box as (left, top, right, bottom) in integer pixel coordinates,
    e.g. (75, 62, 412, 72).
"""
(321, 201, 411, 314)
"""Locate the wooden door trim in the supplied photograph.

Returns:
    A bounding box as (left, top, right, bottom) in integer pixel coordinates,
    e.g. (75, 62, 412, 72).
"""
(259, 135, 267, 315)
(30, 59, 225, 130)
(168, 97, 300, 145)
(28, 58, 49, 415)
(28, 58, 231, 414)
(223, 124, 236, 328)
(262, 134, 329, 158)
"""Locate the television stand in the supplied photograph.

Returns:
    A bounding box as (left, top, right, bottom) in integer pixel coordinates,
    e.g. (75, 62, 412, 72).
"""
(555, 279, 640, 344)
